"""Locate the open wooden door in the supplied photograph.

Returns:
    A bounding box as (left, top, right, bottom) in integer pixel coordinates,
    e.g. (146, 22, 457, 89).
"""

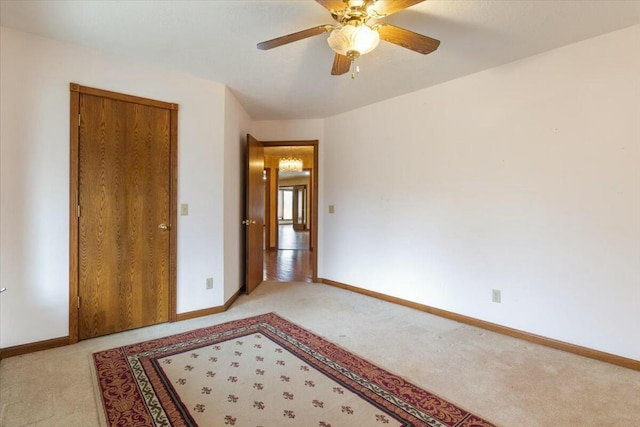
(245, 135, 265, 294)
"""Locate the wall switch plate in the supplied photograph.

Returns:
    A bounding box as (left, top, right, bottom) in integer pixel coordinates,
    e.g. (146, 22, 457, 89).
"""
(329, 205, 335, 214)
(206, 277, 213, 289)
(180, 203, 189, 216)
(492, 289, 501, 303)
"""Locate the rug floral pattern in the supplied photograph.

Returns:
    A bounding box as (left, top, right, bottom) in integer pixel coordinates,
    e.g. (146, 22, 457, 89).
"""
(93, 313, 495, 427)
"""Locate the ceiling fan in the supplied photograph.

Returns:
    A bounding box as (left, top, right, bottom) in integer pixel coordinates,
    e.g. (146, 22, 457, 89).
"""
(257, 0, 441, 77)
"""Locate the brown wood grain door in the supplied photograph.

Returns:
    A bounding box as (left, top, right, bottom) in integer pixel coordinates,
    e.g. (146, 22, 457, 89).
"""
(245, 134, 265, 294)
(77, 92, 171, 339)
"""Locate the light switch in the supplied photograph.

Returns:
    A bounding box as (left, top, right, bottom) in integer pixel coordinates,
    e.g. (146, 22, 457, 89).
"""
(180, 203, 189, 216)
(329, 205, 335, 214)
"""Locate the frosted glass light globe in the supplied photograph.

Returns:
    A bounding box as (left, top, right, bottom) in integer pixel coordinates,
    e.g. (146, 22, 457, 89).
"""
(327, 24, 380, 57)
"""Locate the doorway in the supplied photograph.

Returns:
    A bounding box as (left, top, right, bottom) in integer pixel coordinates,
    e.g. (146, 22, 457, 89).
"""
(263, 143, 317, 283)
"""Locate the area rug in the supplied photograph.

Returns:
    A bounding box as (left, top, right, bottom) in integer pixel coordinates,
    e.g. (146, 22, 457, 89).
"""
(93, 313, 495, 427)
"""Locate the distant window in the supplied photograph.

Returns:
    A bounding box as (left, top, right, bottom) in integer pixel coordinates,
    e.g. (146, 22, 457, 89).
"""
(278, 188, 293, 221)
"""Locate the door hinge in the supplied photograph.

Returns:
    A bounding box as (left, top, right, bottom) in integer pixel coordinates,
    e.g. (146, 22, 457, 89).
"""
(77, 296, 80, 309)
(77, 205, 80, 217)
(78, 113, 81, 127)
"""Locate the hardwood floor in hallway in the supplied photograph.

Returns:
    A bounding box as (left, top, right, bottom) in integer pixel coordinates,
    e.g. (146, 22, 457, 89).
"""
(277, 223, 309, 250)
(264, 224, 312, 282)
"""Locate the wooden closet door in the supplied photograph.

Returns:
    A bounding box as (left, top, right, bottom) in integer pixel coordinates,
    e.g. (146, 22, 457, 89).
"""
(78, 93, 170, 339)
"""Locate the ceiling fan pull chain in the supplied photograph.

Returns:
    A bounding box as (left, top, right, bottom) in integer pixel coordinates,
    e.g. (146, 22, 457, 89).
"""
(351, 59, 360, 79)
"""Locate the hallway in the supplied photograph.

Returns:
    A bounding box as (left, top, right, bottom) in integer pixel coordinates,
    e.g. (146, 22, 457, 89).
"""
(263, 224, 312, 282)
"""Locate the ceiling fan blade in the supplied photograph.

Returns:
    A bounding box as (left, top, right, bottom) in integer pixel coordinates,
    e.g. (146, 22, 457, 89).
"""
(316, 0, 348, 13)
(377, 24, 440, 54)
(370, 0, 424, 17)
(331, 53, 351, 75)
(257, 25, 331, 50)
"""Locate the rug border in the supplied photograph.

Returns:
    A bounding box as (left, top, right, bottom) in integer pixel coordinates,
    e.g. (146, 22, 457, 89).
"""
(89, 352, 109, 427)
(269, 312, 498, 427)
(256, 313, 478, 426)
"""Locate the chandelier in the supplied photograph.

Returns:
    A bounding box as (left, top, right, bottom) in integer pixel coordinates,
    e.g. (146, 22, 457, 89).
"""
(279, 154, 303, 173)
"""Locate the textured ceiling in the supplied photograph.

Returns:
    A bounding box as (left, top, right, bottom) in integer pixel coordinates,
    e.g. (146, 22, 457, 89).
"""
(1, 1, 638, 120)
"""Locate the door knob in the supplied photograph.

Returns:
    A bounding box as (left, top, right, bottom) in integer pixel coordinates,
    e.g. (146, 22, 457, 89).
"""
(158, 223, 169, 231)
(242, 220, 257, 225)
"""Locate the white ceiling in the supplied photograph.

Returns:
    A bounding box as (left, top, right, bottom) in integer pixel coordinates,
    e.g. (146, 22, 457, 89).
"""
(1, 1, 638, 120)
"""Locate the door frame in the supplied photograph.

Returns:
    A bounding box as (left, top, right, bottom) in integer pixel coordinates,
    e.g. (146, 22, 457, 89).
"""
(68, 83, 178, 343)
(263, 140, 319, 280)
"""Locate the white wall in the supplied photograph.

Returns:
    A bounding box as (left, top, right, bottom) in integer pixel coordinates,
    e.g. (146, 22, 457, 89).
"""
(0, 27, 244, 347)
(223, 89, 251, 301)
(321, 25, 640, 360)
(2, 23, 637, 362)
(250, 120, 324, 142)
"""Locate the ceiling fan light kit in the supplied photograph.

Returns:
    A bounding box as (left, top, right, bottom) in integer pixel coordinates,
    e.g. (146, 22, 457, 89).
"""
(327, 22, 380, 59)
(257, 0, 440, 77)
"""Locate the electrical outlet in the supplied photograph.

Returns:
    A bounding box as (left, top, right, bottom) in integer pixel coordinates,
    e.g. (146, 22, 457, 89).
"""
(206, 277, 213, 289)
(492, 289, 501, 303)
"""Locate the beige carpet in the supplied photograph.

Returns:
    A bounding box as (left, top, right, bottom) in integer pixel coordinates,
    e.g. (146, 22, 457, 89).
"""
(1, 281, 639, 426)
